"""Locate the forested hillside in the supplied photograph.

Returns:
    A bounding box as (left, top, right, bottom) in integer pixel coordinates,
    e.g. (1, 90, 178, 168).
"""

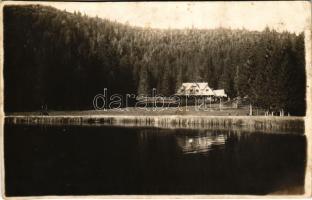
(3, 5, 306, 115)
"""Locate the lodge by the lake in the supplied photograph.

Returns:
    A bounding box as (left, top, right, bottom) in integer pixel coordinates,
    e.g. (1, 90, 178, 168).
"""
(175, 82, 227, 100)
(136, 82, 227, 105)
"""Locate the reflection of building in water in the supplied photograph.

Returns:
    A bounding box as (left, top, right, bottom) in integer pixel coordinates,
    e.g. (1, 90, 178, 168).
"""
(137, 128, 229, 155)
(176, 132, 227, 154)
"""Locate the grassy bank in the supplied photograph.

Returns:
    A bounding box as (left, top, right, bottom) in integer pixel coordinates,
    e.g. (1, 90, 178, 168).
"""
(6, 108, 304, 134)
(7, 105, 265, 116)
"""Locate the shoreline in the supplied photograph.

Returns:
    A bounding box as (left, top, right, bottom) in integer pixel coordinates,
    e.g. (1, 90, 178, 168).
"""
(5, 114, 305, 134)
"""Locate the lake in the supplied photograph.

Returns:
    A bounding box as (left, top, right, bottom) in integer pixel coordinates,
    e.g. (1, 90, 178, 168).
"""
(4, 124, 306, 196)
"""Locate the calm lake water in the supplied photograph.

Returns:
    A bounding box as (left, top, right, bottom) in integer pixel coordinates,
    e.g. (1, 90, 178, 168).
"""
(4, 124, 306, 196)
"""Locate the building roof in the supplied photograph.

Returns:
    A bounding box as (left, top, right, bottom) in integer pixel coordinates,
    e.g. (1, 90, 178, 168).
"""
(176, 82, 227, 97)
(176, 82, 214, 96)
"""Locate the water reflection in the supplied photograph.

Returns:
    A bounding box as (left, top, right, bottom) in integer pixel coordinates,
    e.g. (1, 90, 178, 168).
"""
(176, 132, 226, 154)
(137, 128, 248, 155)
(5, 124, 306, 196)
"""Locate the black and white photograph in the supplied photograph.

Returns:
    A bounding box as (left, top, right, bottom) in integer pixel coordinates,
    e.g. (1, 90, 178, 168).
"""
(1, 1, 311, 198)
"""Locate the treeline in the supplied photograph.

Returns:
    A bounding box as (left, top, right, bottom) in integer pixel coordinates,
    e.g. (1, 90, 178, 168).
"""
(3, 5, 306, 115)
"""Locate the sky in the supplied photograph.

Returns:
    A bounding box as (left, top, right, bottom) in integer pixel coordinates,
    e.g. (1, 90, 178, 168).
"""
(4, 1, 311, 34)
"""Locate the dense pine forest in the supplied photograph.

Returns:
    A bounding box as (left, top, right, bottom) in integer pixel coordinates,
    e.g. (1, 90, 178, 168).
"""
(3, 5, 306, 115)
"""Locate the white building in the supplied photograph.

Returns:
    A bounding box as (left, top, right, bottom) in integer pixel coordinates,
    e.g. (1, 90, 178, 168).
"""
(213, 89, 227, 98)
(176, 82, 214, 96)
(176, 82, 227, 98)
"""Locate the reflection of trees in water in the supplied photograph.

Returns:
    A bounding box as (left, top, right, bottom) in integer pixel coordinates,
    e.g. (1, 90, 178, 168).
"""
(136, 128, 173, 156)
(176, 131, 227, 154)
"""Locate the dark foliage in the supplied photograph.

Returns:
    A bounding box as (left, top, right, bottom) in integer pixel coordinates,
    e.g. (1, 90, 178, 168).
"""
(3, 5, 306, 115)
